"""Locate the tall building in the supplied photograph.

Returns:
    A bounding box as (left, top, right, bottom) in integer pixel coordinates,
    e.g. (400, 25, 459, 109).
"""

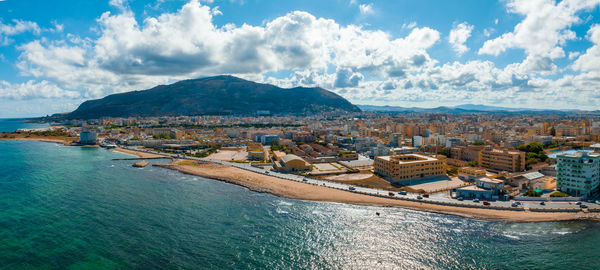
(374, 154, 446, 183)
(556, 152, 600, 197)
(79, 130, 97, 145)
(478, 147, 526, 172)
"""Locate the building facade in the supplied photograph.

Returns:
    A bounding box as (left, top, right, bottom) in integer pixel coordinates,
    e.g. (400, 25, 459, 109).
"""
(374, 154, 446, 183)
(478, 147, 526, 172)
(556, 152, 600, 197)
(79, 130, 97, 145)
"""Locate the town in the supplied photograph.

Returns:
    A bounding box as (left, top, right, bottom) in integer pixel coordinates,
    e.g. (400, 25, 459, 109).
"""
(8, 110, 600, 211)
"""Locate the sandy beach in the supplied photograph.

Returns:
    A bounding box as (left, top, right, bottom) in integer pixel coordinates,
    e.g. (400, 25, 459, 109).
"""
(0, 136, 74, 145)
(156, 159, 600, 222)
(110, 147, 169, 159)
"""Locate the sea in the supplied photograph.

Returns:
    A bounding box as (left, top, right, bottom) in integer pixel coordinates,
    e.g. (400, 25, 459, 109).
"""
(1, 119, 599, 269)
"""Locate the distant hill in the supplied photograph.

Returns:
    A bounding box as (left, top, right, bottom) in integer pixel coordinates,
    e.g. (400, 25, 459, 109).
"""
(66, 75, 360, 119)
(357, 104, 579, 114)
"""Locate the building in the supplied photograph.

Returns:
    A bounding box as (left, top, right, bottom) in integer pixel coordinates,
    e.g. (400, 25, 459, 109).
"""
(260, 134, 280, 145)
(390, 146, 418, 155)
(274, 154, 310, 172)
(450, 145, 484, 162)
(293, 132, 316, 143)
(153, 128, 183, 140)
(458, 167, 487, 181)
(374, 154, 446, 183)
(454, 177, 504, 200)
(478, 147, 526, 172)
(79, 130, 97, 145)
(247, 143, 266, 161)
(556, 152, 600, 197)
(412, 136, 423, 147)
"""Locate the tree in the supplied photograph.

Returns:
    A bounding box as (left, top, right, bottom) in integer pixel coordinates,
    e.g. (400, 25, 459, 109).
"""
(466, 161, 478, 167)
(437, 148, 450, 157)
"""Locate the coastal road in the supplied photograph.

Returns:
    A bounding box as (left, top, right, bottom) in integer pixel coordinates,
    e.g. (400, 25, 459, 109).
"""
(121, 147, 600, 212)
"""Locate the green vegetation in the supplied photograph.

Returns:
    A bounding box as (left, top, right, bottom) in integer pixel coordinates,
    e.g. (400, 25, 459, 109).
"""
(466, 161, 478, 167)
(518, 142, 548, 165)
(193, 147, 220, 158)
(550, 191, 570, 197)
(270, 144, 288, 152)
(471, 141, 485, 145)
(446, 168, 458, 176)
(437, 148, 450, 157)
(524, 189, 541, 197)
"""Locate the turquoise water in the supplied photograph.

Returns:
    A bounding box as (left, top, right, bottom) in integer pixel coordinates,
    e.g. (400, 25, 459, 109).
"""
(0, 118, 50, 133)
(1, 140, 600, 269)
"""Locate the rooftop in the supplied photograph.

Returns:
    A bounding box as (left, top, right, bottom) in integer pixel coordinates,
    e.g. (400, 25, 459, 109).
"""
(378, 154, 439, 164)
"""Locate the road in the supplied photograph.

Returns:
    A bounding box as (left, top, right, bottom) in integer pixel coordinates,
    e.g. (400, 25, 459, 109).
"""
(121, 146, 600, 212)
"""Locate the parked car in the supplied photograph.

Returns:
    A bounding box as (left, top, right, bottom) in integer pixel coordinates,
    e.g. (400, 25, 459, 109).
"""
(457, 197, 464, 201)
(540, 201, 546, 205)
(482, 201, 490, 206)
(423, 193, 430, 198)
(576, 201, 582, 205)
(417, 195, 423, 200)
(473, 199, 480, 203)
(511, 202, 520, 207)
(580, 204, 589, 209)
(388, 192, 395, 197)
(348, 186, 356, 191)
(399, 191, 407, 195)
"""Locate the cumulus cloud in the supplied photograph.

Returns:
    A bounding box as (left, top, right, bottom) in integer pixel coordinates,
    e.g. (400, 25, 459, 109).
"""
(0, 19, 41, 45)
(478, 0, 600, 73)
(16, 0, 441, 99)
(0, 80, 79, 99)
(5, 0, 600, 112)
(448, 22, 473, 55)
(572, 24, 600, 72)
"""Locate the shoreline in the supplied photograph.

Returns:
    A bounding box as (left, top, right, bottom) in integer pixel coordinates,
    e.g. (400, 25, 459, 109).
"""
(2, 139, 598, 223)
(156, 159, 599, 223)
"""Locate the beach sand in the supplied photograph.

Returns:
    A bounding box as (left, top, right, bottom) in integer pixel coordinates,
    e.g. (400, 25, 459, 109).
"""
(111, 147, 168, 159)
(156, 159, 599, 222)
(0, 136, 74, 145)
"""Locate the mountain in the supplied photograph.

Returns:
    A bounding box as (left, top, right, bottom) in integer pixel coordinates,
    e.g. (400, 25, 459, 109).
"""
(66, 75, 360, 119)
(357, 104, 579, 114)
(453, 104, 541, 112)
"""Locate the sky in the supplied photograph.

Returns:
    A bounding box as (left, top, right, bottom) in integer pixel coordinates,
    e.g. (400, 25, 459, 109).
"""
(0, 0, 599, 117)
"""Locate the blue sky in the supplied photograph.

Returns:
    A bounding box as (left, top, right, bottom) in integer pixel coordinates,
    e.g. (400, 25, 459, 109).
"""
(0, 0, 599, 117)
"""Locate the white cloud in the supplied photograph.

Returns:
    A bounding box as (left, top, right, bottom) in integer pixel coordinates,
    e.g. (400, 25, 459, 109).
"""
(479, 0, 600, 65)
(572, 24, 600, 72)
(448, 22, 474, 56)
(0, 80, 79, 99)
(402, 22, 417, 29)
(0, 19, 41, 45)
(6, 0, 600, 112)
(359, 3, 374, 15)
(17, 0, 440, 99)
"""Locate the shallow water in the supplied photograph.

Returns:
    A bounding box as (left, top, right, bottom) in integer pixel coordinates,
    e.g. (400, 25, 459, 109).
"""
(1, 140, 599, 269)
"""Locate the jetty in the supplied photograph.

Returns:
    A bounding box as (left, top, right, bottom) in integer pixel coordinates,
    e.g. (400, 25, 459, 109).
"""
(133, 161, 149, 167)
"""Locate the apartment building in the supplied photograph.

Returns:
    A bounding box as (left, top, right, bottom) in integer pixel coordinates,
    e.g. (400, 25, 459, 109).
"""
(556, 152, 600, 197)
(450, 145, 484, 161)
(374, 154, 446, 183)
(478, 147, 526, 172)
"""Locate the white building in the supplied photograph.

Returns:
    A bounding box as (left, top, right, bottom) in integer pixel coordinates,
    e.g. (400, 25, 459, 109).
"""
(556, 152, 600, 198)
(80, 130, 97, 145)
